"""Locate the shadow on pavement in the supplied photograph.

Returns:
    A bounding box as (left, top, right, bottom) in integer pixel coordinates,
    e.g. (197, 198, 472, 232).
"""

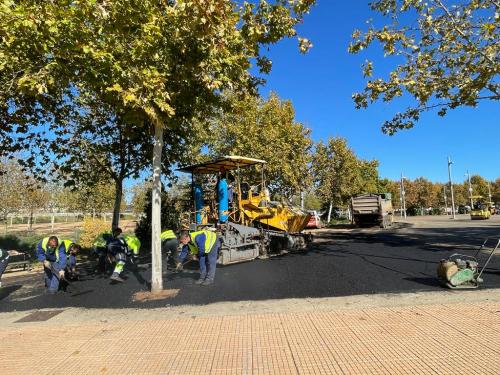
(0, 285, 22, 301)
(1, 223, 499, 312)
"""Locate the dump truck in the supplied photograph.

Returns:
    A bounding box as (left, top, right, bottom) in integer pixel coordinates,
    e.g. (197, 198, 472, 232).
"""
(351, 193, 394, 228)
(178, 156, 312, 265)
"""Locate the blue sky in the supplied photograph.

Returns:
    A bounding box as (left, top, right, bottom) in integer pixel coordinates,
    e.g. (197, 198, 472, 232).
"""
(258, 1, 499, 183)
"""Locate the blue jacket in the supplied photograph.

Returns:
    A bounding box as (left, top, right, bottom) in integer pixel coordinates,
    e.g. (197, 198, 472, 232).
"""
(36, 240, 67, 268)
(178, 232, 219, 262)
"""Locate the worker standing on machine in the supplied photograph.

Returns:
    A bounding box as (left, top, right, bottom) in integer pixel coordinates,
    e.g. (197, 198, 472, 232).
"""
(177, 229, 219, 285)
(36, 236, 66, 294)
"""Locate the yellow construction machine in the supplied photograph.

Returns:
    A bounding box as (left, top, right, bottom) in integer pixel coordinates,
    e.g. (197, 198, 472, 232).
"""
(178, 155, 312, 265)
(470, 196, 491, 220)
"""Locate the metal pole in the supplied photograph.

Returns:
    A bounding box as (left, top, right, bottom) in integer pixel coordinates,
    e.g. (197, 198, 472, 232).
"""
(401, 172, 407, 219)
(443, 185, 448, 215)
(466, 170, 473, 208)
(488, 182, 492, 203)
(399, 183, 403, 218)
(447, 157, 456, 219)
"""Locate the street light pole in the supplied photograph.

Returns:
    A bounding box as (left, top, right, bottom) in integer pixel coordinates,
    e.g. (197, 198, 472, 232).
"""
(488, 182, 492, 203)
(443, 185, 448, 215)
(447, 157, 456, 219)
(399, 182, 403, 218)
(466, 170, 473, 208)
(401, 172, 407, 219)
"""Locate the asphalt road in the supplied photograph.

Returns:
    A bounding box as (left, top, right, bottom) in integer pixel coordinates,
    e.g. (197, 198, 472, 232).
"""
(1, 219, 500, 312)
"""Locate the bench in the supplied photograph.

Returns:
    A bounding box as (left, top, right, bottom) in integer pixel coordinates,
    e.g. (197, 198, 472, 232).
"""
(5, 250, 32, 272)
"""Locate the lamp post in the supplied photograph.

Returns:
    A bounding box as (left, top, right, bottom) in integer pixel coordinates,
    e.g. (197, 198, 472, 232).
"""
(465, 170, 473, 208)
(447, 157, 456, 219)
(443, 185, 448, 215)
(401, 173, 407, 219)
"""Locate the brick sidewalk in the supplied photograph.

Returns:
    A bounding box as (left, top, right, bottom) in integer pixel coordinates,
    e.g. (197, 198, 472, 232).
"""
(1, 301, 499, 375)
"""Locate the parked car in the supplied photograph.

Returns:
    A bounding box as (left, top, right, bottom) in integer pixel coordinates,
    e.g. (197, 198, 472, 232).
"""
(306, 210, 322, 229)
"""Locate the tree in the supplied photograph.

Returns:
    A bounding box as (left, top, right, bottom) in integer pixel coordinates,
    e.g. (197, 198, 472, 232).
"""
(1, 0, 316, 292)
(350, 0, 499, 134)
(492, 178, 500, 202)
(23, 179, 50, 230)
(470, 175, 490, 198)
(207, 93, 313, 198)
(55, 100, 186, 230)
(131, 181, 153, 216)
(313, 137, 379, 217)
(404, 177, 440, 214)
(0, 160, 25, 233)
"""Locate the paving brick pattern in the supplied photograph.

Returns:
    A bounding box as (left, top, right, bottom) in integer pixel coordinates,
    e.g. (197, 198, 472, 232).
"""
(1, 301, 499, 374)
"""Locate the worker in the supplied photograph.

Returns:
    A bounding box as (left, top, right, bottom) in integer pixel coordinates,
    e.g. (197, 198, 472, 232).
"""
(107, 228, 140, 282)
(120, 231, 141, 263)
(177, 229, 219, 285)
(60, 240, 82, 280)
(161, 229, 178, 265)
(93, 231, 112, 273)
(36, 236, 66, 294)
(217, 167, 229, 223)
(0, 248, 10, 288)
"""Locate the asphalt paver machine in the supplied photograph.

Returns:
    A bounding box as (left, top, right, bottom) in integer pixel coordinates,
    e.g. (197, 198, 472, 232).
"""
(437, 238, 500, 289)
(178, 155, 312, 265)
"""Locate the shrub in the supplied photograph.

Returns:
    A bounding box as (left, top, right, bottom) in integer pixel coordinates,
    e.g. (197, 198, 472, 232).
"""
(135, 189, 183, 252)
(79, 217, 111, 249)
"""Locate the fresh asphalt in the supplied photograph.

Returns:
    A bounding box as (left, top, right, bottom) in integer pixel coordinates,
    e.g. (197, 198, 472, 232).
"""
(1, 223, 500, 312)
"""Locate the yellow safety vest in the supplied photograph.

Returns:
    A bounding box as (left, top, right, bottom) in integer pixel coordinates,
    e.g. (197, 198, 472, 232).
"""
(41, 237, 60, 261)
(160, 230, 176, 241)
(121, 234, 141, 255)
(93, 232, 111, 248)
(61, 239, 74, 254)
(188, 230, 217, 255)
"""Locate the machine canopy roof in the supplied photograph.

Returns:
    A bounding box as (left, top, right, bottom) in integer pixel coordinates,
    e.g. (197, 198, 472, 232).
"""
(178, 155, 266, 174)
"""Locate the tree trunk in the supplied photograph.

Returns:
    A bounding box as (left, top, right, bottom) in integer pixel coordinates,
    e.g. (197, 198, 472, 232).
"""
(51, 214, 55, 231)
(29, 210, 33, 231)
(112, 179, 123, 230)
(327, 201, 333, 223)
(151, 122, 164, 293)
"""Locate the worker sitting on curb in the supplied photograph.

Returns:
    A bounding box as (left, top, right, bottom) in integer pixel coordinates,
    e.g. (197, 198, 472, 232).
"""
(177, 229, 219, 286)
(0, 248, 10, 288)
(61, 240, 82, 280)
(92, 231, 112, 273)
(36, 236, 66, 294)
(161, 229, 178, 266)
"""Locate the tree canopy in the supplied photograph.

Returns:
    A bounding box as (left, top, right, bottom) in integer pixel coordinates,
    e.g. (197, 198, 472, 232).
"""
(350, 0, 499, 134)
(312, 137, 379, 207)
(206, 92, 313, 198)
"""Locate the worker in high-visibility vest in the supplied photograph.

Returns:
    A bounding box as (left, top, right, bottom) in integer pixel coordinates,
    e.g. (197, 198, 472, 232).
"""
(178, 229, 219, 285)
(93, 231, 112, 273)
(0, 248, 10, 288)
(36, 236, 67, 294)
(106, 227, 141, 283)
(161, 229, 178, 268)
(60, 240, 82, 280)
